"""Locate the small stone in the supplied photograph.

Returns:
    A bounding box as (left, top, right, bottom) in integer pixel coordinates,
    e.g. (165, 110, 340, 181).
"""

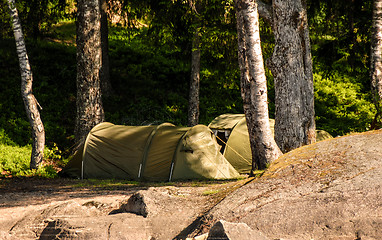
(207, 220, 269, 240)
(120, 192, 148, 217)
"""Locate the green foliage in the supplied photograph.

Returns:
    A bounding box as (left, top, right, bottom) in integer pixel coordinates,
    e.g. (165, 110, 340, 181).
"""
(0, 39, 32, 146)
(309, 0, 372, 89)
(0, 125, 68, 178)
(199, 67, 243, 124)
(1, 0, 73, 39)
(0, 143, 63, 178)
(308, 0, 375, 135)
(45, 20, 76, 44)
(0, 144, 31, 177)
(0, 38, 76, 150)
(0, 0, 12, 39)
(314, 73, 376, 136)
(106, 31, 190, 126)
(0, 129, 16, 146)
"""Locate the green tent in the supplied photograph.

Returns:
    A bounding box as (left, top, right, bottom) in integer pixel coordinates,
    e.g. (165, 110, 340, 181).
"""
(208, 114, 332, 174)
(62, 122, 240, 181)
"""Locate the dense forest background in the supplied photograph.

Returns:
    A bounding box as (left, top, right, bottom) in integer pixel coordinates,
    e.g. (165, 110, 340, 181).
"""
(0, 0, 376, 160)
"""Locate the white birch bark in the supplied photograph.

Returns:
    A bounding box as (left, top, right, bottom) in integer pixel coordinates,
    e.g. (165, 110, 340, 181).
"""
(371, 0, 382, 129)
(235, 0, 282, 171)
(7, 0, 45, 169)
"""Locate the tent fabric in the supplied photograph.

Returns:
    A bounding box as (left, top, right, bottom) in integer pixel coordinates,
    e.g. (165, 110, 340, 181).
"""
(208, 114, 332, 174)
(208, 114, 274, 174)
(219, 117, 274, 175)
(62, 122, 240, 181)
(208, 114, 247, 130)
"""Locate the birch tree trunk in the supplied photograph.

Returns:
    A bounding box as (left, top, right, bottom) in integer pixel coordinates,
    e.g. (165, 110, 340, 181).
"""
(75, 0, 104, 144)
(371, 0, 382, 129)
(266, 0, 316, 153)
(188, 28, 201, 127)
(235, 0, 282, 171)
(7, 0, 45, 169)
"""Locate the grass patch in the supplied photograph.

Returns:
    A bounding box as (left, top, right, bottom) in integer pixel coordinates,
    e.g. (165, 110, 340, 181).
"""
(72, 179, 242, 189)
(251, 169, 266, 177)
(46, 21, 76, 45)
(202, 189, 220, 196)
(72, 179, 141, 188)
(0, 140, 67, 178)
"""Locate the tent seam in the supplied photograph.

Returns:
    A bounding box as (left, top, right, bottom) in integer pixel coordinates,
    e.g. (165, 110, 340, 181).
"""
(140, 123, 175, 180)
(168, 131, 188, 181)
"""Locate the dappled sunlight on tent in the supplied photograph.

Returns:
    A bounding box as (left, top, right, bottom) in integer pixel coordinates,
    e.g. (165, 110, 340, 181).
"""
(61, 122, 240, 181)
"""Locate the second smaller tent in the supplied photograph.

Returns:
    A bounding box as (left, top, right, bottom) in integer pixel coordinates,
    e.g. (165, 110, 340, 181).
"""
(208, 114, 332, 174)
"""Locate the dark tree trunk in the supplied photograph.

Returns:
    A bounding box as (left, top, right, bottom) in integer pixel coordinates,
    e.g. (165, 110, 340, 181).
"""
(7, 0, 45, 169)
(188, 28, 201, 127)
(266, 0, 316, 152)
(371, 0, 382, 129)
(235, 0, 282, 171)
(100, 0, 113, 97)
(75, 0, 105, 144)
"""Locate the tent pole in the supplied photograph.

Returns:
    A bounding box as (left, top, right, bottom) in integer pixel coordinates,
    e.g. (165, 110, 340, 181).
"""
(81, 160, 84, 179)
(168, 162, 175, 182)
(138, 163, 142, 178)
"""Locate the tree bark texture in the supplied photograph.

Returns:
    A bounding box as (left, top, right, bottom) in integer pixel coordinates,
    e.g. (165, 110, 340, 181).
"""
(235, 0, 282, 171)
(371, 0, 382, 129)
(267, 0, 316, 152)
(7, 0, 45, 169)
(100, 0, 113, 97)
(188, 28, 201, 127)
(75, 0, 105, 144)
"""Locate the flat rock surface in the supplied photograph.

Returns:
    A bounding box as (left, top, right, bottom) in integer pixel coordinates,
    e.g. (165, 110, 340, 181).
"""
(0, 179, 245, 240)
(208, 130, 382, 239)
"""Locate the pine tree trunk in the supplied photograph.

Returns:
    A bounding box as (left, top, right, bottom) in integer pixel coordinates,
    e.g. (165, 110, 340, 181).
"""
(75, 0, 104, 144)
(188, 28, 200, 127)
(371, 0, 382, 129)
(235, 0, 282, 171)
(7, 0, 45, 169)
(100, 0, 113, 97)
(268, 0, 316, 153)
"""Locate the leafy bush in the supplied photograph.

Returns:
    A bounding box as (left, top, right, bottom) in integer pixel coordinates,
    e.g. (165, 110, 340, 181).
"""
(0, 144, 31, 177)
(314, 73, 376, 136)
(0, 129, 16, 146)
(0, 142, 65, 178)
